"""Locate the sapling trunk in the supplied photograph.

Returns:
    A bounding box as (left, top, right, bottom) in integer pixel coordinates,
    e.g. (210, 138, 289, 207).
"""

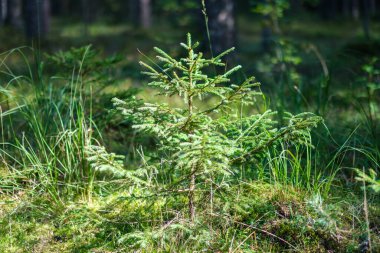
(188, 91, 196, 222)
(189, 166, 196, 222)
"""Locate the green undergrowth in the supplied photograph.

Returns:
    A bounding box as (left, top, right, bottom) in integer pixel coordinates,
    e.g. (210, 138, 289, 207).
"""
(1, 32, 379, 252)
(1, 180, 378, 252)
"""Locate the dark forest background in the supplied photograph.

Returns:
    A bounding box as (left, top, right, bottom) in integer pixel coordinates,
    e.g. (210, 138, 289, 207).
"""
(0, 0, 379, 52)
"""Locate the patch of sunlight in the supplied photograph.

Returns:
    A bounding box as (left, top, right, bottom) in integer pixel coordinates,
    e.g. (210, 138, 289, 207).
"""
(61, 23, 130, 38)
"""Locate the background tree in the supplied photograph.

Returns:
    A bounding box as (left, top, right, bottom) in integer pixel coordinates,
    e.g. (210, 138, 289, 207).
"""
(51, 0, 70, 16)
(81, 0, 90, 35)
(0, 0, 4, 26)
(370, 0, 376, 15)
(353, 0, 360, 20)
(342, 0, 351, 17)
(204, 0, 236, 58)
(140, 0, 151, 29)
(23, 0, 50, 39)
(5, 0, 22, 28)
(252, 0, 290, 52)
(318, 0, 338, 19)
(126, 0, 152, 28)
(128, 0, 140, 26)
(362, 0, 371, 39)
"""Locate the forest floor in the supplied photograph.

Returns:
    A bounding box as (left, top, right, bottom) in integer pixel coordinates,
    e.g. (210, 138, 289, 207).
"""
(1, 14, 380, 252)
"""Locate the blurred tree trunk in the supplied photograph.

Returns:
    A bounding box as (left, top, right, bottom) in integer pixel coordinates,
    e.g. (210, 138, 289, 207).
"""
(51, 0, 69, 16)
(352, 0, 360, 20)
(343, 0, 351, 17)
(139, 0, 151, 28)
(205, 0, 236, 58)
(319, 0, 329, 19)
(128, 0, 152, 28)
(361, 0, 371, 39)
(290, 0, 301, 13)
(0, 0, 4, 25)
(43, 0, 50, 33)
(62, 0, 70, 14)
(320, 0, 338, 19)
(81, 0, 98, 32)
(5, 0, 22, 28)
(370, 0, 376, 15)
(128, 0, 139, 26)
(81, 0, 90, 35)
(261, 25, 272, 52)
(23, 0, 50, 38)
(331, 0, 338, 18)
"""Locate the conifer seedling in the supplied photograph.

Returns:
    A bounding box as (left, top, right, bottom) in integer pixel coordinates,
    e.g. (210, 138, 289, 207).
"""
(113, 33, 321, 222)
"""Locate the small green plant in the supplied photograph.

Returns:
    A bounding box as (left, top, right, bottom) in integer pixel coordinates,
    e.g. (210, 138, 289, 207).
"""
(113, 33, 322, 222)
(357, 58, 380, 145)
(252, 0, 289, 34)
(355, 168, 380, 192)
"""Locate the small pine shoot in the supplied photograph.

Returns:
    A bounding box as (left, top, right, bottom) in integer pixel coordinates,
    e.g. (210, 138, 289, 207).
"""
(113, 33, 322, 221)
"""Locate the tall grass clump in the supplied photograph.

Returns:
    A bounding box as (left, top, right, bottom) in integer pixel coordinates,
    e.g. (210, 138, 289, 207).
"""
(0, 46, 129, 203)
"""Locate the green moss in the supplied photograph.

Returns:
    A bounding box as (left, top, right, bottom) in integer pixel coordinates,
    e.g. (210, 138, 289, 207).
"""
(0, 181, 379, 252)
